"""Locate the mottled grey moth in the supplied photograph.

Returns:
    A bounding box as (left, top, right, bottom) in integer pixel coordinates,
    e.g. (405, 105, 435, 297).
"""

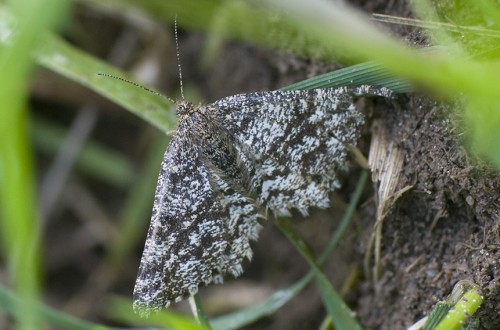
(133, 85, 392, 315)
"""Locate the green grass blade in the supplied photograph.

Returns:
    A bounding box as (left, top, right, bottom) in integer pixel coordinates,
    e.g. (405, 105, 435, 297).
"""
(282, 61, 413, 92)
(0, 1, 68, 329)
(192, 294, 212, 330)
(316, 171, 368, 265)
(210, 278, 310, 330)
(276, 219, 363, 330)
(35, 34, 177, 133)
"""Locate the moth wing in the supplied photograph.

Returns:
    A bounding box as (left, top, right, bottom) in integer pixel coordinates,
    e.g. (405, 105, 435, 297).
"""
(133, 130, 261, 314)
(212, 88, 365, 215)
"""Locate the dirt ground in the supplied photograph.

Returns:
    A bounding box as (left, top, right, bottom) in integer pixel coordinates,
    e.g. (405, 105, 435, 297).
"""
(32, 1, 498, 329)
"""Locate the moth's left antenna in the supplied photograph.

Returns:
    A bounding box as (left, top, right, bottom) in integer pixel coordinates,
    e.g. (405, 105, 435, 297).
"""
(174, 14, 185, 101)
(97, 73, 175, 104)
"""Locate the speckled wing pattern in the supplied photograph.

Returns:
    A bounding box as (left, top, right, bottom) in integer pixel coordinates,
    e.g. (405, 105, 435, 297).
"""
(133, 86, 392, 315)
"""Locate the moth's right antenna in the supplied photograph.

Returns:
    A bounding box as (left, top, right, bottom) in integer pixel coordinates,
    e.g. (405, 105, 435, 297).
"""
(174, 15, 185, 100)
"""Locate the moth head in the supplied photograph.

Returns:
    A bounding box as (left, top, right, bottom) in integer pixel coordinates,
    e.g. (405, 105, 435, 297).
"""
(175, 101, 195, 118)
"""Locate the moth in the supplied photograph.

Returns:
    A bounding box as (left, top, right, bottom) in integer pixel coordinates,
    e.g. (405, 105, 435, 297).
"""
(133, 85, 392, 315)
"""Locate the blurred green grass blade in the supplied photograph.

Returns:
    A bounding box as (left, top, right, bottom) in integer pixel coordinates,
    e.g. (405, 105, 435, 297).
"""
(32, 116, 135, 188)
(316, 171, 368, 266)
(0, 1, 68, 329)
(192, 294, 212, 330)
(34, 34, 177, 133)
(276, 219, 363, 330)
(314, 272, 362, 330)
(108, 297, 207, 330)
(86, 0, 410, 77)
(264, 0, 458, 95)
(210, 276, 311, 330)
(211, 172, 368, 329)
(465, 98, 500, 167)
(0, 285, 120, 330)
(282, 61, 413, 93)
